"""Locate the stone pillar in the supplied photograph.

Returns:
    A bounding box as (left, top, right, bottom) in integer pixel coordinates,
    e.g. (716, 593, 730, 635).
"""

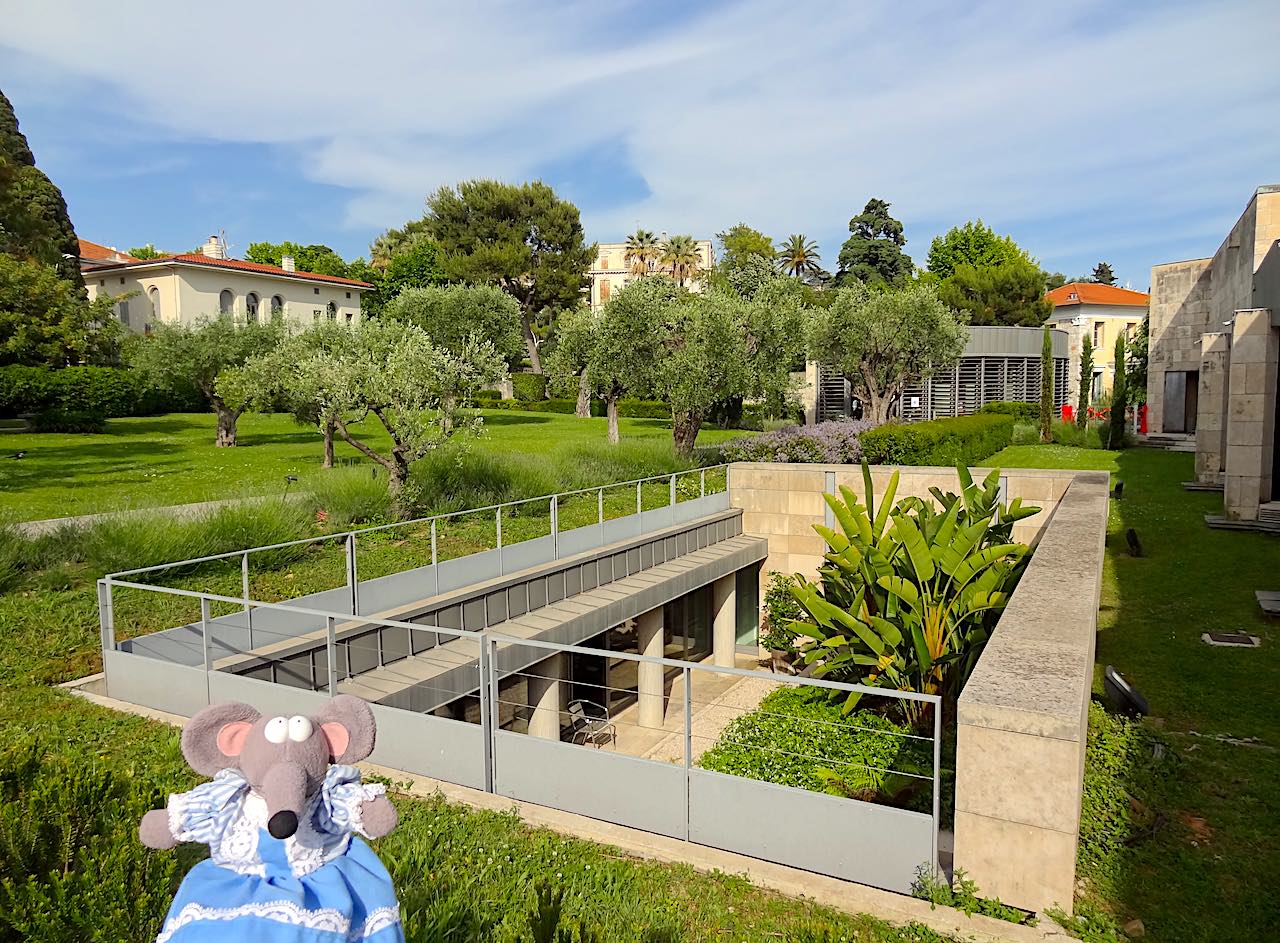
(1224, 309, 1279, 521)
(1195, 333, 1231, 485)
(527, 652, 565, 740)
(711, 573, 737, 667)
(636, 607, 665, 728)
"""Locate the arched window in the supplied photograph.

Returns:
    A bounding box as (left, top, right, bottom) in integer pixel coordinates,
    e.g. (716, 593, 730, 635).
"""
(270, 295, 285, 321)
(245, 292, 259, 324)
(326, 301, 337, 321)
(219, 289, 234, 316)
(148, 286, 161, 322)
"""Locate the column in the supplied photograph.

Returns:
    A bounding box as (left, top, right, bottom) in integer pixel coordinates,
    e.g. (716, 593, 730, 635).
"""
(636, 607, 665, 728)
(711, 573, 737, 667)
(1194, 333, 1231, 485)
(527, 652, 564, 740)
(1224, 309, 1279, 520)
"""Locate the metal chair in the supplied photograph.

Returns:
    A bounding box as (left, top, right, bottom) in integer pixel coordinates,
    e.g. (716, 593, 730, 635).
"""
(565, 698, 616, 748)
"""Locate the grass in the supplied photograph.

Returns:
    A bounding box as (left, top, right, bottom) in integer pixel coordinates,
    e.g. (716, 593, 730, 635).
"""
(0, 411, 747, 522)
(988, 443, 1280, 941)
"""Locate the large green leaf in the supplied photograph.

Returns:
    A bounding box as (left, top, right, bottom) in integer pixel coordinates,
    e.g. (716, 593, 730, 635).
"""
(950, 543, 1026, 589)
(891, 515, 935, 582)
(878, 574, 922, 612)
(867, 615, 905, 648)
(872, 470, 899, 538)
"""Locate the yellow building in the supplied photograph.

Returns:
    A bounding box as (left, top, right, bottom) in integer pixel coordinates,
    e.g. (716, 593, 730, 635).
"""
(587, 237, 714, 310)
(1045, 282, 1149, 404)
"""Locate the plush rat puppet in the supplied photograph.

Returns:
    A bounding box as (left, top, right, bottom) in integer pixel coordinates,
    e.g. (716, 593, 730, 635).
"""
(139, 695, 403, 943)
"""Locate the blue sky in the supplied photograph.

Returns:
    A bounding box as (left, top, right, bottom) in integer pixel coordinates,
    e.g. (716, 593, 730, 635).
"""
(2, 0, 1277, 288)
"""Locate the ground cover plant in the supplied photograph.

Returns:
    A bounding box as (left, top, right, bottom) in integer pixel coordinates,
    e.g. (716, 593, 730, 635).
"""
(0, 410, 747, 522)
(722, 419, 873, 464)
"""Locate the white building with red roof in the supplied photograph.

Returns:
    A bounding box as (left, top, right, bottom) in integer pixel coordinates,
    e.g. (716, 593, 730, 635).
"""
(80, 235, 372, 333)
(1045, 281, 1150, 404)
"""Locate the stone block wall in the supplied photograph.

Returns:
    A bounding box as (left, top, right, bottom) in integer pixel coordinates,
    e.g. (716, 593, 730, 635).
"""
(1148, 257, 1213, 433)
(1224, 309, 1279, 519)
(1195, 332, 1232, 484)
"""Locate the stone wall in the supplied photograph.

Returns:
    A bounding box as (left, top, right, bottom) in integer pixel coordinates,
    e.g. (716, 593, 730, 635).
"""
(1195, 332, 1232, 484)
(952, 472, 1109, 913)
(1148, 257, 1213, 433)
(1225, 309, 1279, 519)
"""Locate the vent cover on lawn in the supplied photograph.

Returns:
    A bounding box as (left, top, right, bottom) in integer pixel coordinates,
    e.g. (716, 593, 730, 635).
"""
(1201, 632, 1261, 648)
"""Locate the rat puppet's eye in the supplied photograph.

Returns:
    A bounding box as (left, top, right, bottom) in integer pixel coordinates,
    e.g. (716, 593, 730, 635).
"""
(264, 716, 289, 744)
(288, 715, 313, 742)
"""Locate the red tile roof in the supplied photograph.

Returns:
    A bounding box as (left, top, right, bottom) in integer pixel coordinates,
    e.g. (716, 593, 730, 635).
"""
(1046, 282, 1149, 307)
(81, 250, 373, 288)
(78, 239, 138, 264)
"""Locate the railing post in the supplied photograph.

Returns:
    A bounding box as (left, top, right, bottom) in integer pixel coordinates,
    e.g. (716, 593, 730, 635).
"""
(683, 664, 693, 841)
(346, 533, 359, 616)
(496, 506, 503, 550)
(326, 615, 338, 696)
(96, 579, 116, 654)
(550, 496, 559, 559)
(636, 479, 642, 516)
(598, 487, 605, 543)
(700, 468, 706, 497)
(670, 473, 677, 506)
(480, 638, 495, 793)
(932, 695, 942, 876)
(200, 596, 213, 704)
(430, 519, 439, 597)
(241, 552, 254, 647)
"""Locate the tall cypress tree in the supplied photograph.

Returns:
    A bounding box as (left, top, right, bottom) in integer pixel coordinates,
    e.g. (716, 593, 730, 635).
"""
(1108, 335, 1128, 450)
(0, 88, 83, 289)
(1039, 324, 1054, 443)
(1076, 334, 1093, 429)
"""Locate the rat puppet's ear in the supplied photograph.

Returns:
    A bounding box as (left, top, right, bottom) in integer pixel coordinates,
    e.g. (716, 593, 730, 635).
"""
(315, 695, 376, 764)
(181, 701, 261, 776)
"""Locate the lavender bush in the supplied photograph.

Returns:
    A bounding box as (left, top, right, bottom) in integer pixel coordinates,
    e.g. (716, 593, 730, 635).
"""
(723, 419, 876, 464)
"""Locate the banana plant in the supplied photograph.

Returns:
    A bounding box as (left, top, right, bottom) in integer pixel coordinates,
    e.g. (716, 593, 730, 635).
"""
(786, 461, 1037, 727)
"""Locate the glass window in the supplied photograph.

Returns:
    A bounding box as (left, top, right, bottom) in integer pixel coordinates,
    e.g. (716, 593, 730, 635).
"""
(245, 292, 259, 324)
(313, 309, 321, 324)
(219, 289, 234, 315)
(271, 295, 285, 321)
(117, 299, 130, 327)
(600, 280, 611, 303)
(148, 287, 161, 322)
(326, 301, 337, 321)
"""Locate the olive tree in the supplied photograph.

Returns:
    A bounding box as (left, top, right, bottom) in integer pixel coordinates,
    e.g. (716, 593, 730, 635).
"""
(546, 306, 598, 419)
(129, 315, 283, 446)
(809, 282, 968, 424)
(382, 284, 524, 364)
(293, 319, 507, 515)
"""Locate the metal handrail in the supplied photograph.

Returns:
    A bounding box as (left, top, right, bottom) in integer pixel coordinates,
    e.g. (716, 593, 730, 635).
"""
(104, 463, 730, 581)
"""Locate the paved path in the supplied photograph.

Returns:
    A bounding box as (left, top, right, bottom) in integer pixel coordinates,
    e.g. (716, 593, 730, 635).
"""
(13, 493, 307, 538)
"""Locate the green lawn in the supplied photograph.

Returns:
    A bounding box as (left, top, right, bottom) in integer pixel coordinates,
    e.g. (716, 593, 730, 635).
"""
(0, 411, 747, 522)
(989, 444, 1280, 942)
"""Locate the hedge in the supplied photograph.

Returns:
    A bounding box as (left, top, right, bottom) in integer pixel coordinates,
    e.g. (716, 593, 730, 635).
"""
(510, 372, 548, 402)
(0, 365, 205, 418)
(469, 397, 672, 419)
(859, 414, 1013, 466)
(979, 400, 1039, 423)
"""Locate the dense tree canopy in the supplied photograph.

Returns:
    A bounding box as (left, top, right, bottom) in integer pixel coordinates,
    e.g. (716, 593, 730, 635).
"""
(0, 89, 82, 288)
(0, 253, 120, 366)
(545, 305, 599, 419)
(383, 284, 524, 364)
(660, 234, 702, 286)
(127, 244, 166, 260)
(421, 179, 594, 373)
(809, 282, 968, 424)
(925, 221, 1034, 279)
(1091, 261, 1117, 285)
(935, 260, 1053, 327)
(245, 241, 351, 278)
(715, 223, 775, 273)
(836, 198, 912, 286)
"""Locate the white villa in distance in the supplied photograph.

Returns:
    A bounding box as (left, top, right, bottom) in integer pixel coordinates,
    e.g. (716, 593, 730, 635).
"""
(80, 236, 371, 333)
(587, 236, 715, 310)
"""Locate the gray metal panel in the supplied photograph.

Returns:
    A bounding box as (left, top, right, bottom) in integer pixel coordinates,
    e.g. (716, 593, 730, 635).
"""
(964, 325, 1068, 359)
(208, 670, 332, 716)
(602, 513, 642, 544)
(558, 523, 602, 558)
(438, 548, 501, 594)
(687, 768, 934, 894)
(639, 506, 675, 532)
(104, 649, 209, 717)
(494, 731, 686, 839)
(501, 535, 555, 575)
(674, 492, 728, 523)
(368, 704, 486, 789)
(358, 562, 438, 614)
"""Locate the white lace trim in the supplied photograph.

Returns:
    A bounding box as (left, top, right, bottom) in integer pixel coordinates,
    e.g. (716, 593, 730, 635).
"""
(155, 899, 401, 942)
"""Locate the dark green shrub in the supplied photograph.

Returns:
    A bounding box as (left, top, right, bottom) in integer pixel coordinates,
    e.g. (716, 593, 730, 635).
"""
(760, 571, 802, 652)
(0, 365, 204, 418)
(978, 401, 1038, 423)
(605, 399, 669, 420)
(859, 414, 1012, 466)
(472, 388, 502, 402)
(30, 409, 105, 433)
(511, 372, 548, 402)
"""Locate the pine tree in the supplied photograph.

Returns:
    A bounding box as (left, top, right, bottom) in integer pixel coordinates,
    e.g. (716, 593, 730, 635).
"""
(0, 88, 83, 288)
(1108, 335, 1127, 450)
(1090, 261, 1116, 286)
(1039, 325, 1054, 443)
(1076, 335, 1093, 429)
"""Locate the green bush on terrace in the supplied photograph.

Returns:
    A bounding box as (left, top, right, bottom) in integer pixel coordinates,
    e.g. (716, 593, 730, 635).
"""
(859, 414, 1012, 466)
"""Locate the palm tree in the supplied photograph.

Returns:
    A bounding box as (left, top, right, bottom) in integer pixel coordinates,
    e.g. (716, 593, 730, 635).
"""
(624, 229, 661, 276)
(777, 234, 822, 279)
(660, 234, 701, 286)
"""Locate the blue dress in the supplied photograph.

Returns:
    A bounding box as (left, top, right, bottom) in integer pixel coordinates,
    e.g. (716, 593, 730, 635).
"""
(154, 765, 404, 943)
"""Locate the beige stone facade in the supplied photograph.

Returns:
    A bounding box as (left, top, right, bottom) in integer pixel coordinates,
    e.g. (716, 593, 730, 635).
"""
(1147, 186, 1280, 519)
(587, 238, 714, 310)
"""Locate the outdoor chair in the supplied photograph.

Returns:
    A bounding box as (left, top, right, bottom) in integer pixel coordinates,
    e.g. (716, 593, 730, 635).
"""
(565, 698, 616, 748)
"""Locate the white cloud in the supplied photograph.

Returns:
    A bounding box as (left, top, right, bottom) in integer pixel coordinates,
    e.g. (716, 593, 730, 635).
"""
(2, 0, 1277, 280)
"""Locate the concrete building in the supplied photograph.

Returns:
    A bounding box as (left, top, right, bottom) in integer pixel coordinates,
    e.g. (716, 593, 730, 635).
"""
(1045, 283, 1149, 405)
(80, 235, 371, 333)
(806, 326, 1070, 423)
(1147, 185, 1280, 522)
(587, 237, 714, 310)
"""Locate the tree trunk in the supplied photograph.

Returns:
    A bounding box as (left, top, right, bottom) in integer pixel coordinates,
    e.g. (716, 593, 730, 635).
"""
(606, 395, 620, 444)
(322, 418, 335, 468)
(672, 410, 702, 458)
(214, 405, 238, 447)
(520, 310, 542, 374)
(386, 457, 413, 520)
(575, 372, 591, 419)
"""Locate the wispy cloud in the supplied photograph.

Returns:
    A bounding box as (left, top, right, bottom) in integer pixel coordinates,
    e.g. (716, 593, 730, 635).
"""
(1, 0, 1277, 283)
